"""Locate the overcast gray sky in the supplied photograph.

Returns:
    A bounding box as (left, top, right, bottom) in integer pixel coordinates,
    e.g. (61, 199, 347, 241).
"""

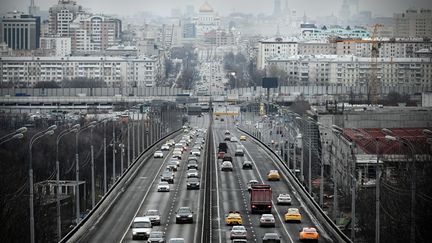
(1, 0, 431, 17)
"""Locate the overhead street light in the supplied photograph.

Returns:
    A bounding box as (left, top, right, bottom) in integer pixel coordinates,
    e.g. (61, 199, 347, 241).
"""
(29, 125, 57, 243)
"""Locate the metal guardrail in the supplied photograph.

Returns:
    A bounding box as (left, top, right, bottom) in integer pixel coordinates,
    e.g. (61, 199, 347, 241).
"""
(237, 126, 353, 243)
(60, 128, 182, 243)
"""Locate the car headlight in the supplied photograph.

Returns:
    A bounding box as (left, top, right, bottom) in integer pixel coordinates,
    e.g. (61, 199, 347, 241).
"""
(132, 232, 137, 235)
(188, 215, 193, 217)
(187, 183, 191, 186)
(176, 215, 180, 218)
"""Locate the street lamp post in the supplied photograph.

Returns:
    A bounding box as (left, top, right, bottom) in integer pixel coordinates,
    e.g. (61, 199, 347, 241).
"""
(55, 124, 79, 241)
(0, 127, 26, 145)
(103, 120, 107, 194)
(112, 120, 116, 185)
(75, 122, 96, 224)
(29, 125, 57, 243)
(385, 134, 417, 243)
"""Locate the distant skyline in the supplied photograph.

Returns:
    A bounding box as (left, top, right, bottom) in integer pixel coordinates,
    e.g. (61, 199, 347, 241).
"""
(1, 0, 431, 18)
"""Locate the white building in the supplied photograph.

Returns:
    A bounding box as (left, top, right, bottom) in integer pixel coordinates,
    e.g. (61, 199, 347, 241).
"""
(40, 37, 71, 56)
(257, 37, 299, 70)
(0, 56, 161, 87)
(334, 38, 432, 58)
(267, 54, 432, 87)
(193, 2, 221, 38)
(394, 9, 432, 38)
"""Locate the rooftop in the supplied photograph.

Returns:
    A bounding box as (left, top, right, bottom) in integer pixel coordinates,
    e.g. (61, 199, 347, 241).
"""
(342, 128, 432, 156)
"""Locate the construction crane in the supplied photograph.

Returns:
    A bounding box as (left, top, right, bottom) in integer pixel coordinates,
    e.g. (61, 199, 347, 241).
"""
(369, 24, 383, 104)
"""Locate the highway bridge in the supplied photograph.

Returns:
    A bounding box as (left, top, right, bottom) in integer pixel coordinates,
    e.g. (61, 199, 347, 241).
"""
(60, 113, 351, 243)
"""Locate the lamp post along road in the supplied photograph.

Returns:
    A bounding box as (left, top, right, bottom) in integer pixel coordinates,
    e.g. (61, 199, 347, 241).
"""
(112, 120, 116, 184)
(55, 125, 79, 241)
(90, 127, 95, 208)
(103, 121, 107, 194)
(29, 125, 57, 243)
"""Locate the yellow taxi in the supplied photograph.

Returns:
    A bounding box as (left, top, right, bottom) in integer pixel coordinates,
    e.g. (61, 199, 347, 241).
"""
(239, 135, 247, 141)
(225, 211, 243, 225)
(285, 208, 302, 222)
(299, 227, 319, 241)
(267, 170, 280, 181)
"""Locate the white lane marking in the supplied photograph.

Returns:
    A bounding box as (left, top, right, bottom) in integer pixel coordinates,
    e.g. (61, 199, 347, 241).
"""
(212, 126, 223, 243)
(118, 152, 172, 243)
(242, 137, 295, 243)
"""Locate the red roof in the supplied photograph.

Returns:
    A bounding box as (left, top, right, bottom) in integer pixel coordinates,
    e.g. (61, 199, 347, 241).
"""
(342, 128, 431, 155)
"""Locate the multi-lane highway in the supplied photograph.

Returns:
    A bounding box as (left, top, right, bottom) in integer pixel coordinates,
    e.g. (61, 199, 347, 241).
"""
(77, 112, 333, 242)
(79, 115, 210, 242)
(212, 116, 331, 243)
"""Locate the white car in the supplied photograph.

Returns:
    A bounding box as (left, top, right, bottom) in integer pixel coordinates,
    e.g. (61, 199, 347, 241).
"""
(221, 161, 233, 171)
(230, 225, 247, 239)
(153, 150, 164, 158)
(230, 136, 238, 142)
(169, 238, 185, 243)
(170, 159, 180, 167)
(187, 169, 199, 178)
(259, 214, 276, 227)
(131, 217, 152, 240)
(161, 144, 170, 151)
(190, 149, 201, 156)
(157, 181, 170, 192)
(277, 193, 292, 205)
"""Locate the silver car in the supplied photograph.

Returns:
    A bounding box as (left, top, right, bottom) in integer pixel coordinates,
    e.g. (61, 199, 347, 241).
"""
(221, 161, 233, 171)
(259, 214, 276, 227)
(230, 225, 247, 239)
(277, 193, 292, 205)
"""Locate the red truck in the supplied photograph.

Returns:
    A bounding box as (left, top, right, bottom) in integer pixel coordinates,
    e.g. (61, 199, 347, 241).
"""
(250, 184, 272, 214)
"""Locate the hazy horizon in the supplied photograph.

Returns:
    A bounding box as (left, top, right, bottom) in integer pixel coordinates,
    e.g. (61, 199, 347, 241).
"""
(1, 0, 431, 18)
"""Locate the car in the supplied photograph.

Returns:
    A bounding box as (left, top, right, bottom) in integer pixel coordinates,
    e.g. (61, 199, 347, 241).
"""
(220, 118, 224, 121)
(187, 169, 199, 178)
(247, 179, 259, 192)
(161, 144, 170, 151)
(174, 143, 185, 152)
(186, 177, 200, 190)
(190, 149, 201, 156)
(166, 161, 178, 171)
(175, 207, 193, 223)
(231, 240, 247, 243)
(262, 233, 281, 243)
(166, 139, 175, 146)
(221, 161, 233, 171)
(230, 225, 247, 239)
(193, 144, 202, 150)
(161, 171, 174, 184)
(215, 117, 219, 120)
(157, 181, 170, 192)
(259, 214, 276, 227)
(144, 209, 161, 225)
(188, 156, 199, 163)
(267, 170, 280, 181)
(147, 231, 165, 243)
(153, 150, 164, 158)
(285, 208, 302, 222)
(230, 136, 238, 142)
(277, 193, 292, 205)
(239, 135, 247, 141)
(242, 161, 253, 169)
(235, 148, 244, 156)
(225, 130, 230, 135)
(225, 211, 243, 225)
(170, 158, 181, 167)
(222, 154, 233, 162)
(187, 161, 199, 170)
(299, 227, 320, 241)
(217, 151, 225, 159)
(172, 151, 182, 160)
(131, 217, 152, 240)
(168, 238, 185, 243)
(224, 135, 231, 141)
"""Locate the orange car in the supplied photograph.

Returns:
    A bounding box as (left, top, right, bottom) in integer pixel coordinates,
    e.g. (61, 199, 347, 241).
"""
(299, 227, 319, 241)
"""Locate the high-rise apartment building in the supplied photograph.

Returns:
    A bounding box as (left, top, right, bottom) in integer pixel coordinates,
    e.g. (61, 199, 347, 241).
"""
(394, 9, 432, 38)
(1, 11, 41, 50)
(48, 0, 82, 37)
(257, 37, 299, 69)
